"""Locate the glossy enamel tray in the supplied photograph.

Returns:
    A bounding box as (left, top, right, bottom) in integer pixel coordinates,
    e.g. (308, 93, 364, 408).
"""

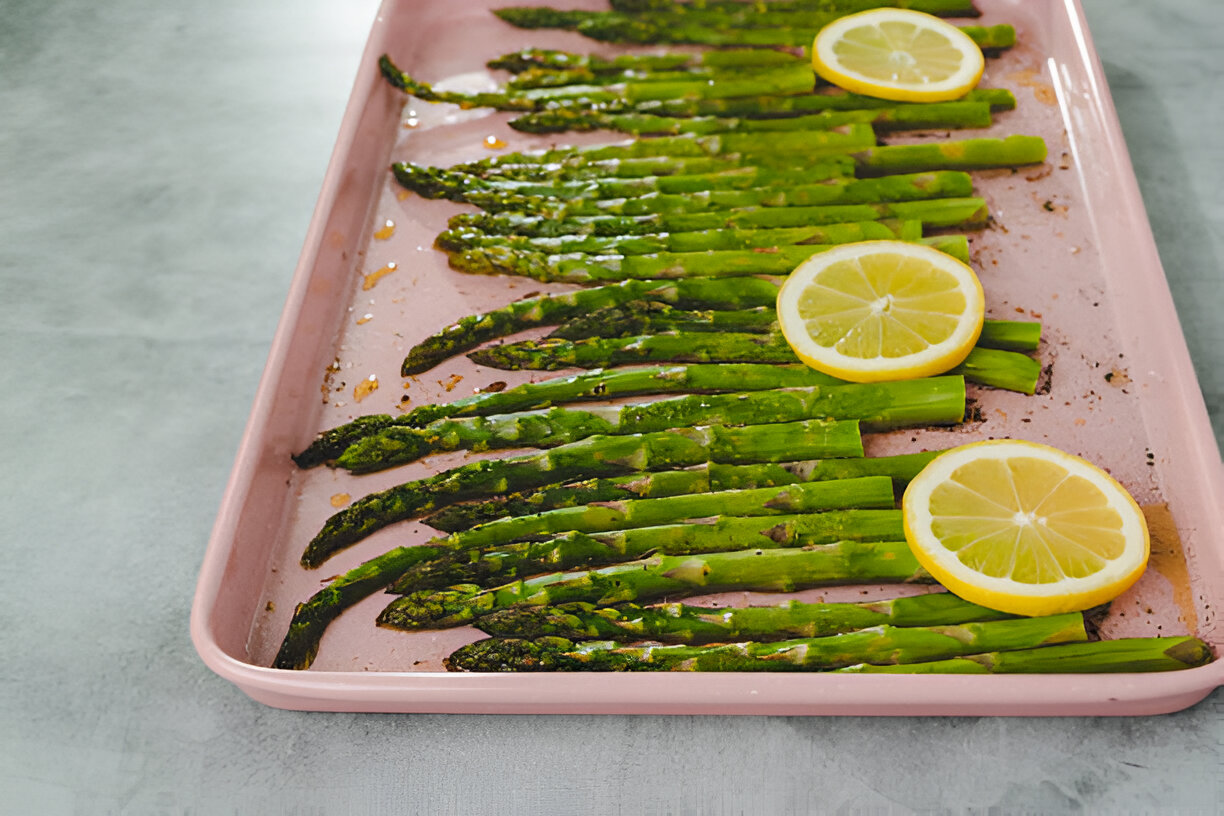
(191, 0, 1224, 714)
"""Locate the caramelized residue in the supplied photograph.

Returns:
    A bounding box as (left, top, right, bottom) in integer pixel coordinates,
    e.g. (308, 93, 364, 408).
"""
(1143, 503, 1198, 632)
(484, 135, 507, 150)
(374, 219, 396, 240)
(356, 313, 374, 325)
(354, 374, 379, 402)
(1007, 69, 1058, 106)
(363, 262, 397, 290)
(439, 373, 464, 392)
(330, 493, 352, 508)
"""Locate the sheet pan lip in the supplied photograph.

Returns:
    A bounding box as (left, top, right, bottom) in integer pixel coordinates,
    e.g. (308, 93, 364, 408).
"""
(1064, 0, 1220, 470)
(189, 638, 1224, 715)
(190, 0, 1224, 713)
(189, 0, 397, 681)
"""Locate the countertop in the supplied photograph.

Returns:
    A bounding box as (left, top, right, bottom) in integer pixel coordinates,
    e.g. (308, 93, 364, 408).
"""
(2, 1, 1221, 813)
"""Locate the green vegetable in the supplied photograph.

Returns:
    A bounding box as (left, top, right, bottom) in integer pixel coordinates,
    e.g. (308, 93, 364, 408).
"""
(391, 505, 905, 591)
(379, 540, 931, 630)
(444, 614, 1088, 671)
(476, 592, 1016, 643)
(300, 419, 865, 568)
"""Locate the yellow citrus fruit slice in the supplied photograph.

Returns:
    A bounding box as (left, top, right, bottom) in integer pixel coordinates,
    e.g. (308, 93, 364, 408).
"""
(902, 440, 1151, 616)
(811, 8, 985, 102)
(775, 240, 984, 383)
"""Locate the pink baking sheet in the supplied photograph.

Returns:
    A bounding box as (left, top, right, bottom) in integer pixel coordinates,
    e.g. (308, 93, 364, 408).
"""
(191, 0, 1224, 714)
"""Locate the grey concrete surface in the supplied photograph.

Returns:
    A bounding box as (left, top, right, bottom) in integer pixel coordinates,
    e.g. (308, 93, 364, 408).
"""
(1, 1, 1221, 813)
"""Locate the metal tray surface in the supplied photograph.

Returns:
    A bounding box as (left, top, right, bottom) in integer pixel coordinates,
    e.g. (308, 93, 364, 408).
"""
(191, 0, 1224, 714)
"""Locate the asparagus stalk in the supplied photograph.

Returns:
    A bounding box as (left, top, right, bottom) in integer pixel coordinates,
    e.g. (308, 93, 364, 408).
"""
(549, 303, 1040, 353)
(493, 8, 1015, 51)
(379, 55, 817, 109)
(398, 276, 783, 377)
(297, 363, 845, 467)
(461, 127, 881, 172)
(446, 235, 972, 283)
(271, 545, 442, 670)
(509, 102, 992, 135)
(392, 161, 854, 204)
(455, 135, 1044, 180)
(441, 219, 921, 256)
(443, 614, 1087, 672)
(835, 637, 1216, 674)
(951, 346, 1043, 395)
(300, 419, 864, 567)
(423, 453, 940, 532)
(488, 46, 805, 74)
(477, 593, 1014, 643)
(408, 477, 897, 561)
(446, 197, 988, 239)
(465, 154, 857, 183)
(857, 135, 1048, 175)
(467, 333, 1042, 394)
(458, 173, 977, 218)
(378, 540, 930, 630)
(392, 505, 905, 591)
(607, 0, 980, 16)
(632, 87, 1016, 118)
(332, 377, 966, 473)
(432, 170, 974, 215)
(505, 63, 814, 92)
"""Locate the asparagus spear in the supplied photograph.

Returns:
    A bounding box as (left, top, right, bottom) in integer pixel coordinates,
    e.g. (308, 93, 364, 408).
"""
(629, 87, 1016, 117)
(492, 7, 1015, 51)
(455, 134, 1045, 179)
(297, 363, 844, 467)
(446, 235, 972, 283)
(460, 173, 977, 218)
(392, 505, 905, 591)
(399, 276, 783, 376)
(379, 55, 817, 109)
(378, 540, 930, 630)
(835, 637, 1216, 674)
(423, 453, 940, 532)
(488, 46, 805, 74)
(465, 127, 882, 171)
(301, 419, 864, 567)
(392, 160, 855, 203)
(549, 303, 1040, 353)
(856, 135, 1048, 175)
(440, 219, 921, 255)
(465, 154, 857, 183)
(407, 477, 897, 560)
(446, 197, 988, 239)
(467, 333, 1042, 394)
(505, 63, 815, 92)
(443, 614, 1087, 672)
(477, 593, 1015, 643)
(384, 54, 1016, 117)
(333, 377, 966, 473)
(426, 169, 974, 214)
(606, 0, 979, 16)
(509, 102, 993, 135)
(272, 545, 442, 670)
(488, 46, 802, 74)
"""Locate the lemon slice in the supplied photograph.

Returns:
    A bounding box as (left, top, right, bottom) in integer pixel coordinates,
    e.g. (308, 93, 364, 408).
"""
(903, 440, 1151, 616)
(775, 240, 984, 383)
(811, 8, 985, 102)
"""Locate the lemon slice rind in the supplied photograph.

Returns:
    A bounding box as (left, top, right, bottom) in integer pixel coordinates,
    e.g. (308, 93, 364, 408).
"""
(902, 439, 1151, 616)
(811, 8, 986, 103)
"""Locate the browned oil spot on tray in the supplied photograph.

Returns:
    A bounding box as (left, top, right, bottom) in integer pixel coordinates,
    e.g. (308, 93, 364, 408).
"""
(363, 262, 398, 290)
(1007, 69, 1058, 106)
(1143, 503, 1198, 633)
